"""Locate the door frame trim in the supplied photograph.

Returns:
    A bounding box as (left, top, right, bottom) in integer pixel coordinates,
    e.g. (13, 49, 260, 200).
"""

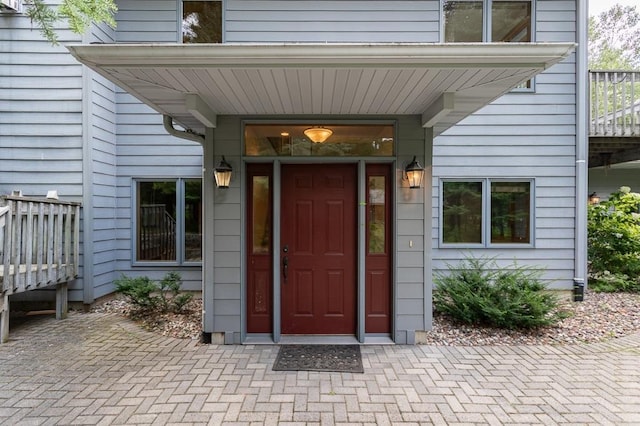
(273, 160, 282, 343)
(357, 160, 366, 342)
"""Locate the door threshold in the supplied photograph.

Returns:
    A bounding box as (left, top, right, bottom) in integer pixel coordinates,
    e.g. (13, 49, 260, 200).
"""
(280, 335, 359, 345)
(243, 335, 395, 345)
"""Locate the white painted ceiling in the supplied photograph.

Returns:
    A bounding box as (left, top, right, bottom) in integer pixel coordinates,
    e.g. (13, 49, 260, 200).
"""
(68, 43, 575, 136)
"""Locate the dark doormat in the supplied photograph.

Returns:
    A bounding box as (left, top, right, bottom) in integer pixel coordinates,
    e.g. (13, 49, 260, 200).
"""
(273, 344, 364, 373)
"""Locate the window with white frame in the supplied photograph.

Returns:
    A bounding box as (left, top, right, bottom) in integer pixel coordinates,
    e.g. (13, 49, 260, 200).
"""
(444, 0, 533, 42)
(135, 179, 202, 264)
(182, 0, 222, 43)
(441, 179, 532, 246)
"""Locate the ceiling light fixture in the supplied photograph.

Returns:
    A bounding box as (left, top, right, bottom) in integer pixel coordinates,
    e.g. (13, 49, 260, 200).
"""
(303, 127, 333, 143)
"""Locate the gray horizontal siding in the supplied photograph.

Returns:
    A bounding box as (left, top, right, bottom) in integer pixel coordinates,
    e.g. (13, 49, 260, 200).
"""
(226, 0, 440, 43)
(114, 94, 203, 275)
(210, 116, 242, 335)
(431, 0, 578, 290)
(87, 21, 119, 301)
(0, 21, 83, 197)
(1, 1, 86, 302)
(396, 115, 428, 334)
(116, 0, 178, 42)
(108, 0, 203, 290)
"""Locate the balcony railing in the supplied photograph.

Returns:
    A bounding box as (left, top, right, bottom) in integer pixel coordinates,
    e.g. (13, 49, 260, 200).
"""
(590, 70, 640, 137)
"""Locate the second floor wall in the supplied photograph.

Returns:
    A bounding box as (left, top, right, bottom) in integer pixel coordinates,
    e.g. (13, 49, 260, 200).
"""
(114, 0, 575, 44)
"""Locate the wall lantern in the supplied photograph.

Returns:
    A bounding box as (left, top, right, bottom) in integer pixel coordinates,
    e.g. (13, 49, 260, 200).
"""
(589, 192, 600, 205)
(214, 156, 233, 189)
(405, 156, 425, 189)
(303, 126, 333, 143)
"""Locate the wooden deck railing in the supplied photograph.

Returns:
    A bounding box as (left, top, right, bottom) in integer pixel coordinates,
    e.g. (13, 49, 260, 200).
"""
(0, 195, 81, 343)
(590, 70, 640, 137)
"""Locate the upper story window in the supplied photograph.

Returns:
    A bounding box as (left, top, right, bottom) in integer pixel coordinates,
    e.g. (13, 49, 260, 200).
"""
(183, 0, 222, 43)
(444, 0, 532, 43)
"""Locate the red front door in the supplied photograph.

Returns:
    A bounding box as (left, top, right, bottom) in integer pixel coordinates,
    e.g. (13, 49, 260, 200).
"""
(280, 164, 357, 334)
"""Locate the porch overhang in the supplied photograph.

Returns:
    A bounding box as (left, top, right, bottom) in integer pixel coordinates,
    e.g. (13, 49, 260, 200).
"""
(67, 43, 575, 136)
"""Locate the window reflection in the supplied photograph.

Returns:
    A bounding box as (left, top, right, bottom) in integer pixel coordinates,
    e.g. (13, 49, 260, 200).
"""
(184, 179, 202, 261)
(245, 124, 394, 157)
(444, 0, 531, 42)
(492, 1, 531, 42)
(137, 181, 177, 261)
(442, 180, 532, 245)
(442, 181, 483, 244)
(183, 1, 222, 43)
(444, 1, 484, 42)
(253, 176, 270, 254)
(368, 176, 386, 254)
(136, 179, 202, 263)
(490, 182, 530, 244)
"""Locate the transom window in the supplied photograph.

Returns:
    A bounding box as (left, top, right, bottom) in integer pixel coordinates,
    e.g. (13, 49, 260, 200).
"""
(444, 0, 533, 43)
(244, 124, 395, 157)
(441, 179, 533, 246)
(182, 0, 222, 43)
(135, 179, 202, 264)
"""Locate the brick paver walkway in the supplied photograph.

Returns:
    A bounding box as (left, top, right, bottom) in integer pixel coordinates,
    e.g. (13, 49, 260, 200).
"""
(1, 312, 640, 425)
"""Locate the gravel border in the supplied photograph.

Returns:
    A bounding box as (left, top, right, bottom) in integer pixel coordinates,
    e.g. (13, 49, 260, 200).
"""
(92, 291, 640, 346)
(422, 291, 640, 346)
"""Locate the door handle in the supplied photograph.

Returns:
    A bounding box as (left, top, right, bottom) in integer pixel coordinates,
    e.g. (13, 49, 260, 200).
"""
(282, 256, 288, 283)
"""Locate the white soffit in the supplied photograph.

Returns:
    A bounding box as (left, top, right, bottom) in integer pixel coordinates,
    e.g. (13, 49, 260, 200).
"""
(67, 43, 575, 135)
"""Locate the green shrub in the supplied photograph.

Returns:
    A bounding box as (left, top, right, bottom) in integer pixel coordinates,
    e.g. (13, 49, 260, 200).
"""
(172, 293, 194, 313)
(158, 271, 193, 313)
(589, 271, 640, 293)
(114, 272, 193, 313)
(588, 186, 640, 292)
(433, 257, 562, 329)
(114, 275, 158, 310)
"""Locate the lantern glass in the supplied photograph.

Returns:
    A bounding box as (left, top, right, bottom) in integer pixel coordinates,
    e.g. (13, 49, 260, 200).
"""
(405, 156, 424, 189)
(214, 156, 233, 188)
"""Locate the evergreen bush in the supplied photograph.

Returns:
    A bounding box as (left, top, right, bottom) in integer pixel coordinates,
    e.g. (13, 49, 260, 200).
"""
(433, 257, 562, 329)
(114, 275, 157, 310)
(114, 272, 192, 313)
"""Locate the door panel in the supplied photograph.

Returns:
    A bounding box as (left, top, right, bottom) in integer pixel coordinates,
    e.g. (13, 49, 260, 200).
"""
(281, 164, 357, 335)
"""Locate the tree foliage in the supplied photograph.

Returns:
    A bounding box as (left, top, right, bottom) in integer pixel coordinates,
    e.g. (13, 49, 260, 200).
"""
(589, 4, 640, 70)
(24, 0, 117, 45)
(588, 186, 640, 292)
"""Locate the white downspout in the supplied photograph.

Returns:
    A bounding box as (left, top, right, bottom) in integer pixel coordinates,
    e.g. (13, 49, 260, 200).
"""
(574, 0, 589, 300)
